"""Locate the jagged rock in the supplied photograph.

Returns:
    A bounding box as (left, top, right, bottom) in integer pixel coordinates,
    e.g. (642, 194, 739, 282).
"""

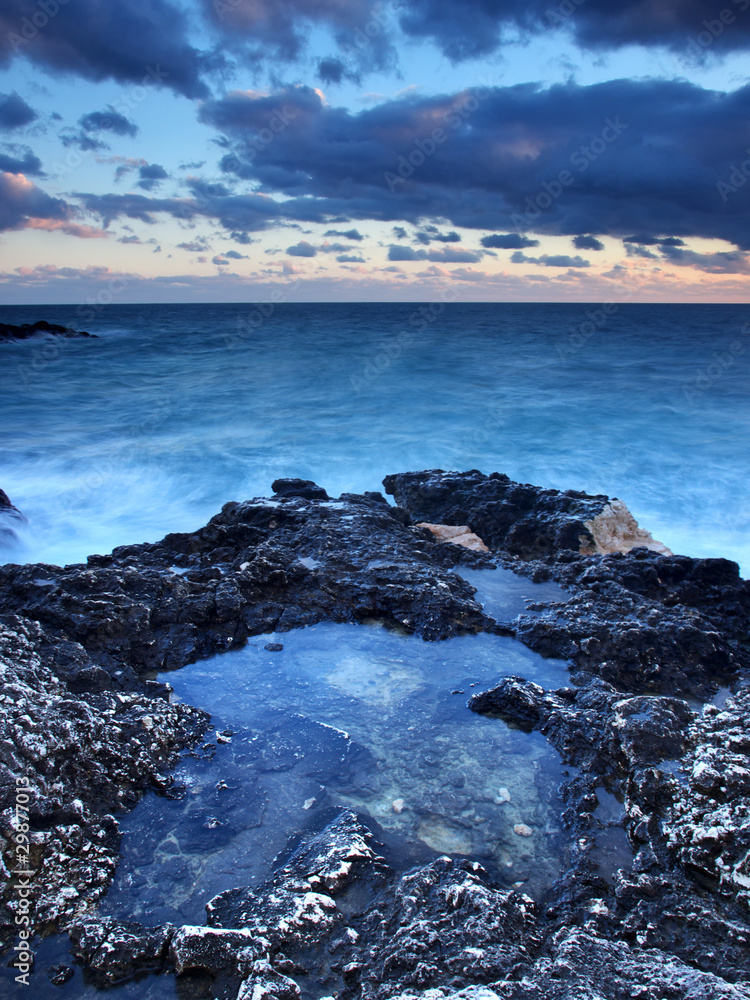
(0, 320, 95, 342)
(384, 469, 667, 559)
(0, 470, 749, 997)
(69, 916, 174, 982)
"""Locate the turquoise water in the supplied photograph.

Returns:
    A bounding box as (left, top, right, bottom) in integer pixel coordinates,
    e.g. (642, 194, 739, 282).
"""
(1, 302, 748, 573)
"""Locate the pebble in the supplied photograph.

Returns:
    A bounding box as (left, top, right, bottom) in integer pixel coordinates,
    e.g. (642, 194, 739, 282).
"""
(303, 797, 316, 810)
(496, 787, 511, 803)
(514, 823, 533, 837)
(392, 798, 405, 813)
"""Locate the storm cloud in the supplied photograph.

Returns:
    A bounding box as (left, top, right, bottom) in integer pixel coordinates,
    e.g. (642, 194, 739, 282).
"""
(197, 78, 750, 247)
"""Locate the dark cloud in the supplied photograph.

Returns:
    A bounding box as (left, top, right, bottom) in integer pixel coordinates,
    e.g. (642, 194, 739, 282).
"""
(118, 234, 141, 244)
(0, 144, 43, 175)
(415, 226, 460, 243)
(199, 0, 395, 73)
(481, 233, 539, 249)
(324, 227, 364, 240)
(286, 240, 317, 256)
(398, 0, 750, 60)
(0, 0, 208, 99)
(80, 108, 138, 137)
(318, 58, 345, 85)
(230, 231, 255, 244)
(177, 240, 209, 252)
(0, 91, 37, 130)
(223, 249, 248, 259)
(511, 251, 590, 267)
(573, 234, 605, 251)
(388, 244, 482, 262)
(0, 171, 68, 230)
(624, 234, 686, 246)
(199, 79, 750, 248)
(137, 163, 168, 191)
(392, 226, 408, 239)
(337, 253, 365, 262)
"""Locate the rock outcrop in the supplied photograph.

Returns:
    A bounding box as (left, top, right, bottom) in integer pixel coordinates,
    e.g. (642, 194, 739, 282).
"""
(0, 320, 94, 343)
(1, 470, 748, 999)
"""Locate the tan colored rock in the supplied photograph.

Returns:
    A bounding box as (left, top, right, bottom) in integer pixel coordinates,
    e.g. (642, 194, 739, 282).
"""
(580, 499, 672, 557)
(513, 823, 533, 837)
(417, 522, 490, 552)
(392, 798, 405, 814)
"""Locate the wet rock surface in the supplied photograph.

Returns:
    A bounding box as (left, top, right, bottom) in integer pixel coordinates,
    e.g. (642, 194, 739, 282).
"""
(0, 320, 95, 342)
(1, 469, 749, 997)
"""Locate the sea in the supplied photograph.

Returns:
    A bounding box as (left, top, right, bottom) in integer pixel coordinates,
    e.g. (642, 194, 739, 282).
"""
(1, 301, 749, 999)
(1, 301, 748, 574)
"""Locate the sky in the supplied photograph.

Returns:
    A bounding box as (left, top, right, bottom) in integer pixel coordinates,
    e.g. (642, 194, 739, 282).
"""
(0, 0, 749, 303)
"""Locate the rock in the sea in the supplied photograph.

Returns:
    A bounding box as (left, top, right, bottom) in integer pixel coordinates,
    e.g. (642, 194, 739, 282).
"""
(385, 468, 669, 558)
(0, 319, 95, 342)
(416, 522, 490, 552)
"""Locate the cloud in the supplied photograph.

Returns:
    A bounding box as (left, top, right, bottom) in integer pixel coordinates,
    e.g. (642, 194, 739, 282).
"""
(511, 251, 590, 267)
(415, 226, 460, 243)
(573, 234, 605, 251)
(658, 246, 750, 273)
(286, 240, 317, 256)
(0, 0, 208, 99)
(177, 239, 209, 252)
(0, 171, 68, 231)
(624, 234, 686, 246)
(388, 244, 482, 262)
(80, 108, 138, 137)
(398, 0, 750, 60)
(481, 233, 539, 249)
(337, 253, 365, 262)
(223, 249, 248, 259)
(118, 234, 142, 244)
(0, 144, 43, 176)
(324, 228, 364, 240)
(0, 92, 37, 130)
(198, 79, 750, 249)
(198, 0, 396, 73)
(137, 163, 168, 191)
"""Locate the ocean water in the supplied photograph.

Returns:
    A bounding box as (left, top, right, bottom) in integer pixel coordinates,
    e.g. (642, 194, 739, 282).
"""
(1, 302, 748, 574)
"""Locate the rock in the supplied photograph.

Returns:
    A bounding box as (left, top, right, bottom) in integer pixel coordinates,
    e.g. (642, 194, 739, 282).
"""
(265, 642, 284, 651)
(0, 469, 749, 995)
(416, 523, 490, 552)
(582, 499, 672, 556)
(271, 478, 330, 501)
(0, 320, 95, 342)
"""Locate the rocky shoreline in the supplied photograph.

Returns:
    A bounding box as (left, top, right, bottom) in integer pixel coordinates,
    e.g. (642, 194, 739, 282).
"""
(1, 470, 749, 998)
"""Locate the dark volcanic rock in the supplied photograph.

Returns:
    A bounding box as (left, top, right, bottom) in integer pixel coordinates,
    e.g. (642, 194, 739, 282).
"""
(0, 487, 490, 683)
(384, 468, 612, 558)
(0, 616, 208, 938)
(1, 469, 749, 999)
(0, 319, 95, 342)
